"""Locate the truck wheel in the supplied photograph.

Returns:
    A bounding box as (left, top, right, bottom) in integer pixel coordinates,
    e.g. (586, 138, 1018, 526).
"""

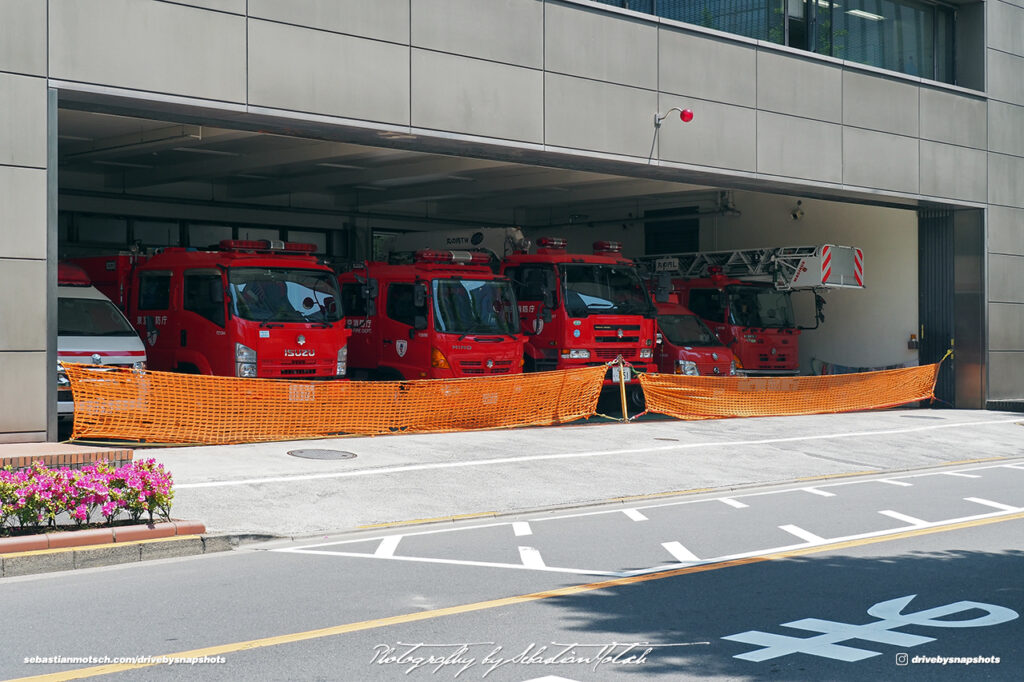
(628, 386, 646, 411)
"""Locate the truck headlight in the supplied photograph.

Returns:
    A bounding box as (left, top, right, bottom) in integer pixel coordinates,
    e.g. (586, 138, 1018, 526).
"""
(560, 349, 591, 359)
(676, 360, 699, 376)
(236, 343, 257, 378)
(729, 360, 737, 375)
(132, 360, 147, 373)
(640, 348, 653, 359)
(336, 346, 347, 377)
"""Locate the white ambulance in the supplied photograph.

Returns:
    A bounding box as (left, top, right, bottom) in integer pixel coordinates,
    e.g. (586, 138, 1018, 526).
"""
(57, 263, 147, 421)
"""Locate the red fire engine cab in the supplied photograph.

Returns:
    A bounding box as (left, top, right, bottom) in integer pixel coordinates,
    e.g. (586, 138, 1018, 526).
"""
(338, 250, 524, 380)
(71, 240, 350, 379)
(500, 238, 657, 388)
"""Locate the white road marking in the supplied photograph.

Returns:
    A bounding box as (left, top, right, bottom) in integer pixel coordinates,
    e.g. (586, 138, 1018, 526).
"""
(941, 472, 982, 479)
(877, 479, 914, 487)
(512, 522, 533, 537)
(374, 535, 402, 557)
(720, 498, 749, 509)
(965, 497, 1020, 512)
(779, 524, 826, 543)
(174, 419, 1024, 489)
(519, 546, 546, 569)
(803, 487, 836, 497)
(622, 508, 648, 522)
(662, 541, 700, 563)
(1003, 464, 1024, 471)
(878, 510, 928, 526)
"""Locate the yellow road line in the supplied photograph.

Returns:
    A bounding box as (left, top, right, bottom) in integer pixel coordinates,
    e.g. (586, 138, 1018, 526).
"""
(13, 510, 1024, 681)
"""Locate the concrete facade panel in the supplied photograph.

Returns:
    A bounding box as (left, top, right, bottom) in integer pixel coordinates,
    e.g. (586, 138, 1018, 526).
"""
(658, 97, 756, 172)
(756, 51, 842, 123)
(756, 111, 842, 183)
(169, 0, 245, 13)
(249, 0, 409, 44)
(842, 72, 919, 137)
(49, 0, 246, 103)
(989, 303, 1024, 350)
(0, 259, 46, 350)
(920, 142, 987, 203)
(843, 128, 919, 194)
(545, 2, 657, 90)
(987, 50, 1024, 106)
(0, 73, 46, 168)
(989, 1, 1024, 55)
(989, 153, 1024, 208)
(988, 206, 1024, 255)
(545, 74, 658, 158)
(920, 88, 987, 149)
(0, 0, 46, 76)
(989, 253, 1024, 302)
(989, 101, 1024, 157)
(411, 50, 542, 142)
(249, 20, 410, 125)
(0, 352, 45, 434)
(412, 0, 542, 68)
(658, 28, 756, 108)
(987, 352, 1024, 400)
(0, 166, 47, 260)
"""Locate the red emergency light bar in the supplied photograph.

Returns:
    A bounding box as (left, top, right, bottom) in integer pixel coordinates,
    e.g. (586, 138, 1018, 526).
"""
(593, 240, 623, 255)
(536, 237, 568, 251)
(57, 262, 91, 286)
(414, 249, 490, 265)
(219, 239, 318, 254)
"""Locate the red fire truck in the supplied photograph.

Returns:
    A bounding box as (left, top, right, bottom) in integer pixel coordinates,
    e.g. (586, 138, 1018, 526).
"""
(338, 250, 523, 380)
(653, 299, 736, 377)
(641, 245, 863, 375)
(500, 238, 657, 389)
(71, 240, 350, 379)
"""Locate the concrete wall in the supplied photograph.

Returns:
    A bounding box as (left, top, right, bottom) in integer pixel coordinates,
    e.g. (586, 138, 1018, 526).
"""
(1, 0, 1022, 438)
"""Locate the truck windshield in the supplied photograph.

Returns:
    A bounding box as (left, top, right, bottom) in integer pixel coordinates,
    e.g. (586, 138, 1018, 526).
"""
(559, 264, 654, 317)
(658, 314, 719, 346)
(58, 297, 138, 337)
(228, 268, 342, 324)
(725, 285, 794, 328)
(433, 279, 520, 336)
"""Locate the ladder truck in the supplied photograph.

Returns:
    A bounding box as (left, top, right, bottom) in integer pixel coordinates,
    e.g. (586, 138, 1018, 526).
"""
(638, 245, 864, 375)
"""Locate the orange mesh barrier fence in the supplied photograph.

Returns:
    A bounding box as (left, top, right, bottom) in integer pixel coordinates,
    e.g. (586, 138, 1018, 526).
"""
(638, 362, 942, 420)
(64, 364, 607, 445)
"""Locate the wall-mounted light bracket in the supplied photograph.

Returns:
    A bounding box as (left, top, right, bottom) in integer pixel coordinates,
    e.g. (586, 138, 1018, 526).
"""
(654, 107, 694, 127)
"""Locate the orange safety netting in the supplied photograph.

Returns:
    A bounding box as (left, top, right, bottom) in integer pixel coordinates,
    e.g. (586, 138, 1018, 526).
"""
(64, 364, 607, 445)
(638, 362, 942, 420)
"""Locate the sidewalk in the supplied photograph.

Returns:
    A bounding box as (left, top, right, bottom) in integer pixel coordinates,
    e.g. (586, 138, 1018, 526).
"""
(143, 407, 1023, 538)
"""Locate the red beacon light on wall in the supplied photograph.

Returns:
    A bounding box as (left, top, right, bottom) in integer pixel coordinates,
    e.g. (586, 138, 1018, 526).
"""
(414, 249, 490, 265)
(592, 240, 623, 256)
(219, 239, 318, 254)
(654, 107, 695, 127)
(536, 237, 568, 252)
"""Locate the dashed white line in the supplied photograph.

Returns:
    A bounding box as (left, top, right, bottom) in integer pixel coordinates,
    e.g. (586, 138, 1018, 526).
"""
(662, 541, 700, 563)
(878, 510, 928, 526)
(803, 487, 837, 497)
(622, 508, 649, 522)
(1004, 464, 1024, 471)
(877, 479, 914, 487)
(941, 472, 982, 479)
(719, 498, 749, 509)
(512, 522, 533, 537)
(779, 524, 826, 543)
(519, 546, 546, 569)
(965, 497, 1020, 512)
(374, 535, 402, 558)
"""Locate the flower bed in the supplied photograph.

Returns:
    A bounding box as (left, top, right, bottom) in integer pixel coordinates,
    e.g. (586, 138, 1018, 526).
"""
(0, 459, 173, 536)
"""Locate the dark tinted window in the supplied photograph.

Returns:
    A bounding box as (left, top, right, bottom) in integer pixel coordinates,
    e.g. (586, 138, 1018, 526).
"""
(385, 283, 426, 327)
(341, 282, 368, 317)
(688, 289, 726, 322)
(184, 270, 225, 327)
(138, 271, 172, 310)
(507, 265, 554, 301)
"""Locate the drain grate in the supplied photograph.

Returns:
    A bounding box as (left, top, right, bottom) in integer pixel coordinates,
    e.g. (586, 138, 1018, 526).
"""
(899, 415, 944, 420)
(287, 449, 358, 460)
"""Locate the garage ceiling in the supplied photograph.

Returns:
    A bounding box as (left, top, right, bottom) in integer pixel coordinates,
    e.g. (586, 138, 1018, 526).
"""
(57, 108, 715, 229)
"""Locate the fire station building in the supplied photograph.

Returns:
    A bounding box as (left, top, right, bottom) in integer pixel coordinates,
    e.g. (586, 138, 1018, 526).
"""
(1, 0, 1022, 442)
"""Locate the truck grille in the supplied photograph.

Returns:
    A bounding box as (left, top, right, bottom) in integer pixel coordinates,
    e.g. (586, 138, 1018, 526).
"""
(457, 359, 515, 375)
(594, 347, 635, 360)
(595, 336, 640, 343)
(593, 325, 641, 331)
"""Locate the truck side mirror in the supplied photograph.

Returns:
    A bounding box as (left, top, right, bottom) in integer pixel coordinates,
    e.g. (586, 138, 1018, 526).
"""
(541, 307, 552, 323)
(654, 273, 671, 303)
(413, 315, 428, 331)
(413, 283, 427, 307)
(361, 278, 378, 301)
(209, 281, 224, 303)
(324, 296, 337, 314)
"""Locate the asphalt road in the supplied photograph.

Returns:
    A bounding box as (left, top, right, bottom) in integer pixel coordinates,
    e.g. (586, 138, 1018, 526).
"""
(4, 457, 1022, 681)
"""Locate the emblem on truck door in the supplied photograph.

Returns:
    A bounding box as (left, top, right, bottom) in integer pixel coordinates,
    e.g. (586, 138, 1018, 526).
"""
(396, 339, 408, 358)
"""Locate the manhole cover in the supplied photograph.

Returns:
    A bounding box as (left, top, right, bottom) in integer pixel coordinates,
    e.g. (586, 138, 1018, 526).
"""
(287, 449, 358, 460)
